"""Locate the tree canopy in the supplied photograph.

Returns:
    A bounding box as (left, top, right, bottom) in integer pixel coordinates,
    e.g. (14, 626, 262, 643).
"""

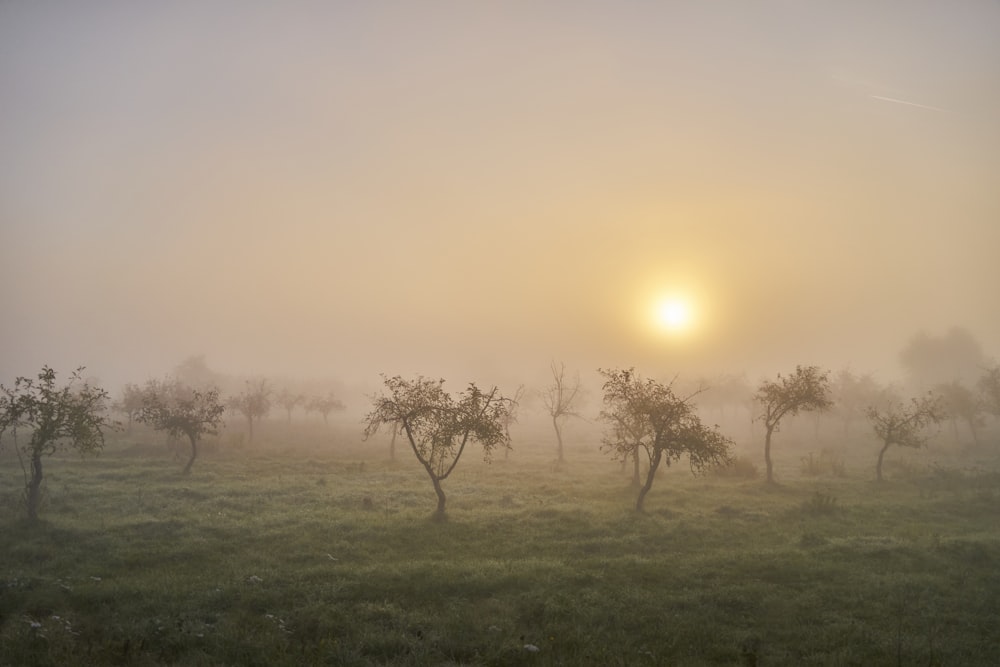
(866, 394, 945, 481)
(0, 366, 114, 521)
(755, 365, 831, 483)
(138, 378, 226, 474)
(599, 368, 732, 512)
(364, 375, 512, 518)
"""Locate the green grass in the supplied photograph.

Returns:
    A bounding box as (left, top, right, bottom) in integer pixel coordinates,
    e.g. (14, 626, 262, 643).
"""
(1, 434, 999, 666)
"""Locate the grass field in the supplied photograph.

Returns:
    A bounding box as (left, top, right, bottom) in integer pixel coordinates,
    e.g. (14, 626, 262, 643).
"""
(1, 424, 999, 666)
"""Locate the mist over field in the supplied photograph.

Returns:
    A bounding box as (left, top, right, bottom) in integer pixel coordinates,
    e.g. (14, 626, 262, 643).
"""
(2, 2, 998, 394)
(2, 6, 1000, 662)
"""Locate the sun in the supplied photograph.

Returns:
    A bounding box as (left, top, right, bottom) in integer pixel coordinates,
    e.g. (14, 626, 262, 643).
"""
(654, 297, 693, 333)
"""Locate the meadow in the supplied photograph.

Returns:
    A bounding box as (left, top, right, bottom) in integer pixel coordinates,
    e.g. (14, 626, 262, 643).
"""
(1, 421, 999, 666)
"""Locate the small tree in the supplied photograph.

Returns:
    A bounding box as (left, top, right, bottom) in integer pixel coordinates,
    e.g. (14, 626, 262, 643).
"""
(755, 365, 831, 483)
(866, 394, 945, 482)
(935, 380, 984, 445)
(306, 392, 345, 426)
(0, 367, 114, 522)
(541, 361, 582, 463)
(114, 382, 145, 431)
(599, 368, 733, 512)
(275, 388, 305, 424)
(137, 379, 226, 474)
(228, 378, 271, 443)
(363, 375, 512, 518)
(979, 365, 1000, 419)
(831, 368, 886, 437)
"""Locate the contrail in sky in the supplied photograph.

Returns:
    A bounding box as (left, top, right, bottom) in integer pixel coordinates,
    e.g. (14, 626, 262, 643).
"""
(870, 95, 948, 113)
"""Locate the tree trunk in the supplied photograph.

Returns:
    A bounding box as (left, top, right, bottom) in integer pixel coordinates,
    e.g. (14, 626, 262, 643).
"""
(764, 425, 775, 483)
(26, 452, 43, 522)
(183, 433, 198, 475)
(389, 427, 397, 461)
(552, 415, 564, 462)
(635, 450, 662, 512)
(631, 447, 641, 487)
(876, 441, 890, 482)
(430, 474, 447, 519)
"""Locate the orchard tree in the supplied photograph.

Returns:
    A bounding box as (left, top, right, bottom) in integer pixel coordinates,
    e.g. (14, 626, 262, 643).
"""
(275, 388, 305, 423)
(0, 367, 114, 522)
(755, 365, 831, 483)
(979, 365, 1000, 418)
(831, 368, 886, 437)
(501, 384, 525, 461)
(114, 382, 145, 431)
(306, 392, 345, 426)
(599, 368, 733, 512)
(541, 361, 582, 463)
(363, 375, 512, 518)
(138, 378, 226, 474)
(935, 381, 984, 445)
(867, 394, 945, 482)
(228, 378, 271, 443)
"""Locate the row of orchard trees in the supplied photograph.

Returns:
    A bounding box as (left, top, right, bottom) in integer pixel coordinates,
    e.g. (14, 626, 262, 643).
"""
(0, 367, 346, 521)
(365, 362, 999, 516)
(117, 378, 346, 437)
(2, 357, 998, 523)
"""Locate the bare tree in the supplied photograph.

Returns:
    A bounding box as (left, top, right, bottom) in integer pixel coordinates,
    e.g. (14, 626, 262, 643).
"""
(364, 375, 512, 518)
(138, 378, 226, 474)
(541, 362, 582, 463)
(228, 378, 271, 444)
(275, 388, 305, 424)
(306, 392, 346, 426)
(867, 394, 945, 482)
(755, 365, 832, 483)
(599, 368, 733, 512)
(0, 367, 114, 522)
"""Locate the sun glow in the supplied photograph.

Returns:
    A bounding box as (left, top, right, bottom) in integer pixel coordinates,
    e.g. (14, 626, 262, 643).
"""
(653, 297, 694, 334)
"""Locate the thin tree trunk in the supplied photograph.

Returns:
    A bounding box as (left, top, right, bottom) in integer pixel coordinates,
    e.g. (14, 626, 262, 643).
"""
(552, 416, 564, 462)
(636, 450, 662, 512)
(631, 447, 641, 487)
(430, 475, 447, 519)
(764, 425, 775, 483)
(876, 441, 890, 482)
(27, 452, 43, 522)
(389, 427, 397, 461)
(183, 433, 198, 474)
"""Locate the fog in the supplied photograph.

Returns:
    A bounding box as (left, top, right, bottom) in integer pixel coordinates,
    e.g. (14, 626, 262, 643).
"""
(2, 2, 999, 394)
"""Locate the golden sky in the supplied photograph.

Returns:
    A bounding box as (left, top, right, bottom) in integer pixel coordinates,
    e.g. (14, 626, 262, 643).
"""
(2, 2, 998, 390)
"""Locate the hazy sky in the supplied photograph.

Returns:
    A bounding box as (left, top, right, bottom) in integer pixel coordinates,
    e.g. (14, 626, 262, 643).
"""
(2, 1, 998, 391)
